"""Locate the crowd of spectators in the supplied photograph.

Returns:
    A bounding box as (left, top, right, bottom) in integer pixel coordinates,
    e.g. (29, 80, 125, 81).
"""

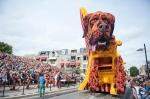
(124, 75, 150, 99)
(137, 76, 150, 99)
(0, 52, 81, 91)
(0, 52, 60, 90)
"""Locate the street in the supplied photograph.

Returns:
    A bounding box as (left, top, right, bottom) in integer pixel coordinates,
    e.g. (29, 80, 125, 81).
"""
(22, 91, 121, 99)
(49, 91, 120, 99)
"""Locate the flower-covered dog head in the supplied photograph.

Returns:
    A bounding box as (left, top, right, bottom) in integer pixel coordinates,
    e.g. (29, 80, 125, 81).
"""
(80, 8, 115, 51)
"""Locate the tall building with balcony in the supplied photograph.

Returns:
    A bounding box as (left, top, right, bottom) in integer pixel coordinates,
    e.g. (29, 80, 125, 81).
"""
(78, 48, 88, 73)
(37, 48, 88, 73)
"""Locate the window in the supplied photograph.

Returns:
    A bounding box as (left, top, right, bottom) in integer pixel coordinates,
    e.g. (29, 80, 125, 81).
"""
(80, 48, 86, 53)
(83, 64, 87, 69)
(39, 51, 49, 56)
(52, 51, 55, 57)
(50, 60, 56, 64)
(65, 50, 68, 55)
(77, 57, 80, 61)
(83, 55, 87, 61)
(56, 50, 61, 56)
(61, 49, 68, 55)
(40, 51, 46, 55)
(71, 50, 77, 54)
(71, 56, 76, 61)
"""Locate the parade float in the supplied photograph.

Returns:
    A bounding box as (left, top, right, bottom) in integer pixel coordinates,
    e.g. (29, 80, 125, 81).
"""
(78, 7, 126, 95)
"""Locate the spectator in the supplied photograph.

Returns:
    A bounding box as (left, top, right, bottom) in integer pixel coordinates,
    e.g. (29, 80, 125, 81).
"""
(38, 73, 45, 97)
(130, 79, 139, 99)
(54, 72, 58, 87)
(123, 79, 138, 99)
(126, 79, 131, 88)
(45, 72, 49, 88)
(140, 80, 150, 99)
(57, 72, 62, 88)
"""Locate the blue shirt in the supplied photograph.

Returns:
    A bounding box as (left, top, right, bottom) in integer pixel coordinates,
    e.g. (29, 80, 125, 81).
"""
(38, 76, 45, 85)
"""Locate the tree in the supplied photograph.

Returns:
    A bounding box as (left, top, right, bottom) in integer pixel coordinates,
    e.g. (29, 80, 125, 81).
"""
(0, 42, 13, 54)
(129, 66, 139, 77)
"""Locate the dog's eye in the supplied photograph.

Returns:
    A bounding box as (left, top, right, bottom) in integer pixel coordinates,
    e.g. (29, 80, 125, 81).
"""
(90, 18, 98, 28)
(91, 19, 97, 24)
(90, 20, 96, 26)
(99, 25, 103, 29)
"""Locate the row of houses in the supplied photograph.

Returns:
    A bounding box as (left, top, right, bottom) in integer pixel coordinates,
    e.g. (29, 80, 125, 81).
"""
(35, 48, 88, 73)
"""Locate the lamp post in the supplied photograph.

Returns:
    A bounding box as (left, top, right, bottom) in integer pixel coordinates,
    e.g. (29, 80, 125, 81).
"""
(137, 43, 149, 79)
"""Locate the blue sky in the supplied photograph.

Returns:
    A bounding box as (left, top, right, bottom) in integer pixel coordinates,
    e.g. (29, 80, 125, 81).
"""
(0, 0, 150, 69)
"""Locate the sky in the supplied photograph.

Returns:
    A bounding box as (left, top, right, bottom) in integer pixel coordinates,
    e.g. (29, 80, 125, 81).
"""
(0, 0, 150, 69)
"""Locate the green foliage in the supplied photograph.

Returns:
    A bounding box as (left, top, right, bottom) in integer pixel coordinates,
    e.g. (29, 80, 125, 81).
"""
(129, 66, 139, 77)
(0, 42, 13, 54)
(73, 67, 80, 74)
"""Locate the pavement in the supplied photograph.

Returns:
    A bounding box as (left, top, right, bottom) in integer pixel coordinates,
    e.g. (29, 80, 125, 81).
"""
(23, 91, 121, 99)
(0, 84, 78, 99)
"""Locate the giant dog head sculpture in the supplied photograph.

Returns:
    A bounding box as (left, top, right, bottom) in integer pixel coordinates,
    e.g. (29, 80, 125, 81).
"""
(80, 8, 115, 51)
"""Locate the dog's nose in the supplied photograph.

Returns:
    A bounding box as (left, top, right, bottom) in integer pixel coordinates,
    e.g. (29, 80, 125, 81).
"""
(99, 22, 107, 32)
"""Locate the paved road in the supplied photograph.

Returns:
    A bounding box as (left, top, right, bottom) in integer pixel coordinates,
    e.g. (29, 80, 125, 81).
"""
(49, 91, 120, 99)
(22, 91, 121, 99)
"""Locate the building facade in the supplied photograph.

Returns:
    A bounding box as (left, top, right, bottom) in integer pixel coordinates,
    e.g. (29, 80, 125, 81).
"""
(36, 48, 88, 73)
(139, 65, 147, 76)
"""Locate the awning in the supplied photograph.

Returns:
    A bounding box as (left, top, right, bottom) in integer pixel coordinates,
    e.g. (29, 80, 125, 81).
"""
(65, 62, 70, 66)
(64, 62, 81, 67)
(40, 56, 47, 61)
(36, 56, 48, 61)
(41, 58, 47, 61)
(36, 57, 40, 60)
(76, 62, 80, 66)
(60, 63, 64, 66)
(69, 62, 76, 66)
(48, 57, 57, 60)
(61, 64, 64, 68)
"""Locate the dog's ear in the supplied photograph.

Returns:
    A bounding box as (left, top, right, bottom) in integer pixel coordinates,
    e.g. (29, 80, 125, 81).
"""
(82, 14, 91, 38)
(111, 24, 114, 36)
(105, 13, 115, 36)
(106, 13, 115, 24)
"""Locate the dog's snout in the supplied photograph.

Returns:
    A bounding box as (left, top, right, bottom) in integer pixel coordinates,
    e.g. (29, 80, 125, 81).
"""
(99, 22, 107, 32)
